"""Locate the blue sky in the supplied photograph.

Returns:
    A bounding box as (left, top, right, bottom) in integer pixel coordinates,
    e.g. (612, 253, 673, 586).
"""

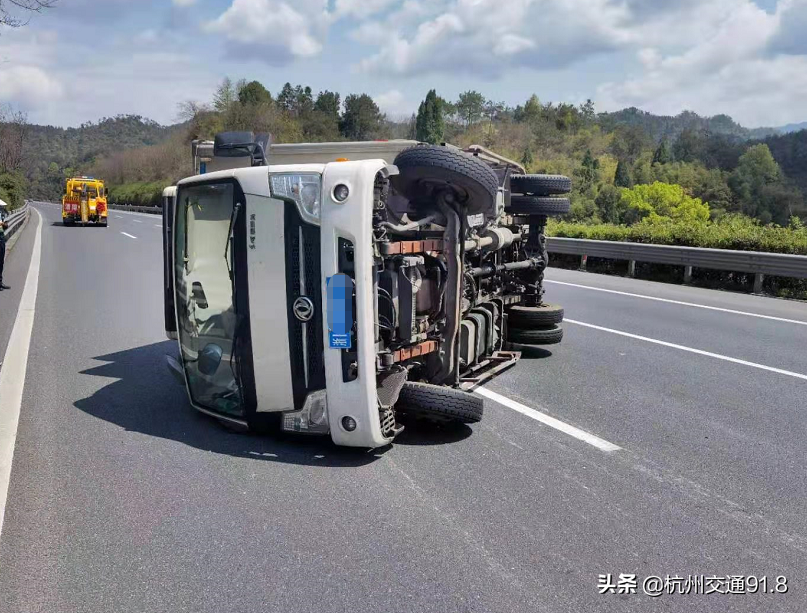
(1, 0, 806, 128)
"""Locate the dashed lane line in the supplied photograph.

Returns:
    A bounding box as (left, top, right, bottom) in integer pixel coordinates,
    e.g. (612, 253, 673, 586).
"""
(476, 387, 622, 452)
(545, 280, 807, 326)
(565, 318, 807, 381)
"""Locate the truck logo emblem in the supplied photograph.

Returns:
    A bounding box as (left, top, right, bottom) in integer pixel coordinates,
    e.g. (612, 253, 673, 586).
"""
(293, 296, 314, 322)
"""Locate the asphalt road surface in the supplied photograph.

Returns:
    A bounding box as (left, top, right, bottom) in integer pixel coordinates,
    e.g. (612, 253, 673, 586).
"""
(0, 202, 805, 612)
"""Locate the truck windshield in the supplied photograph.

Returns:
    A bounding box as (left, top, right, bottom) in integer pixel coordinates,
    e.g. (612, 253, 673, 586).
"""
(174, 182, 243, 417)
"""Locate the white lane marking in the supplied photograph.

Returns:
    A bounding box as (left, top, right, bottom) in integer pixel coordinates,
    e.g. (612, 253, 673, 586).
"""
(476, 387, 622, 452)
(0, 209, 43, 537)
(546, 279, 807, 327)
(120, 232, 137, 239)
(131, 219, 142, 224)
(154, 224, 162, 228)
(565, 319, 807, 381)
(114, 215, 123, 219)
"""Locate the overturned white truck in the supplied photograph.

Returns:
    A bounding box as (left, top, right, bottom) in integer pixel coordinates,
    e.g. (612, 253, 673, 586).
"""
(163, 132, 571, 448)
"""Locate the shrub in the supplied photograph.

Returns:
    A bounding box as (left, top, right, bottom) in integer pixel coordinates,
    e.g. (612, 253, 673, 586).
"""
(0, 172, 27, 210)
(547, 214, 807, 255)
(108, 181, 166, 208)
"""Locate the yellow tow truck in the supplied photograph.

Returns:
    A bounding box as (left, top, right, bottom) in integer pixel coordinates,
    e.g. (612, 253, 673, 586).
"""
(62, 177, 108, 226)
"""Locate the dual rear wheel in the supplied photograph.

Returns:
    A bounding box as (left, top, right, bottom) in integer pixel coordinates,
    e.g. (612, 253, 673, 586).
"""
(507, 303, 564, 346)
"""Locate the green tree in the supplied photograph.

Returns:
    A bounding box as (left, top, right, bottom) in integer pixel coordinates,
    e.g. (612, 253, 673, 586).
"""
(295, 85, 314, 116)
(729, 144, 783, 220)
(277, 83, 296, 113)
(519, 94, 541, 124)
(614, 159, 632, 188)
(652, 139, 673, 165)
(610, 125, 651, 164)
(0, 171, 27, 209)
(595, 184, 623, 223)
(212, 77, 238, 112)
(521, 147, 534, 170)
(576, 149, 600, 192)
(620, 181, 710, 223)
(314, 91, 341, 121)
(579, 99, 595, 124)
(455, 90, 486, 127)
(237, 81, 272, 106)
(340, 94, 383, 140)
(415, 89, 445, 144)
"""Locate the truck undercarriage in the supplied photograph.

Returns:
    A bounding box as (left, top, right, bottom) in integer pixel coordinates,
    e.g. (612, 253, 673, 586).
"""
(367, 144, 567, 432)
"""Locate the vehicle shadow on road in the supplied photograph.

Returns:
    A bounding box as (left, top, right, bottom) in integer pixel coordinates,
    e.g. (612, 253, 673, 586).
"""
(73, 341, 474, 466)
(74, 341, 385, 467)
(394, 418, 473, 446)
(513, 346, 553, 360)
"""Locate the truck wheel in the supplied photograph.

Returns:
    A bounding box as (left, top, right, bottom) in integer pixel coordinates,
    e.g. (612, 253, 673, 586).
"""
(508, 303, 564, 327)
(392, 145, 499, 214)
(506, 196, 570, 216)
(510, 174, 571, 196)
(396, 382, 483, 424)
(508, 325, 564, 345)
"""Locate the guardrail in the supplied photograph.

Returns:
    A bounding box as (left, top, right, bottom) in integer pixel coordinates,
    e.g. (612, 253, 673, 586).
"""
(546, 237, 807, 293)
(3, 203, 29, 242)
(109, 203, 162, 215)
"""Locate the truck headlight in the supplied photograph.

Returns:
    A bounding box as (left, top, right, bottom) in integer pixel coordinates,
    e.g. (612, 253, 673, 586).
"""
(281, 390, 329, 435)
(270, 173, 321, 219)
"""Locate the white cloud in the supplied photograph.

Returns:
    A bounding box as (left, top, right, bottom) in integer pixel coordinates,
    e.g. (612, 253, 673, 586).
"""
(596, 0, 807, 126)
(357, 0, 630, 77)
(374, 89, 413, 118)
(334, 0, 397, 18)
(0, 66, 64, 108)
(205, 0, 330, 62)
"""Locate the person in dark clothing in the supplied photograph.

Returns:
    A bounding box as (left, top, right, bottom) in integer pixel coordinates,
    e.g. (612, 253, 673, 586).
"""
(0, 209, 9, 291)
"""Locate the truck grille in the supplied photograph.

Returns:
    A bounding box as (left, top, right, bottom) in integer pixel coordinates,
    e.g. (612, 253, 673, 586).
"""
(284, 202, 326, 411)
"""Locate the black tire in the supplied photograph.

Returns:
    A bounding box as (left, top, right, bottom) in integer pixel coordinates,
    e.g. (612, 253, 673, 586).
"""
(508, 325, 564, 345)
(506, 196, 570, 216)
(510, 174, 571, 196)
(396, 382, 483, 424)
(508, 303, 564, 327)
(392, 145, 499, 215)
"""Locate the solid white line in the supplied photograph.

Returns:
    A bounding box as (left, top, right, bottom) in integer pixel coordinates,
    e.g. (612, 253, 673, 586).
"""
(154, 224, 162, 228)
(0, 209, 43, 538)
(131, 219, 142, 223)
(114, 215, 123, 218)
(564, 319, 807, 381)
(545, 279, 807, 326)
(120, 232, 137, 239)
(476, 387, 622, 452)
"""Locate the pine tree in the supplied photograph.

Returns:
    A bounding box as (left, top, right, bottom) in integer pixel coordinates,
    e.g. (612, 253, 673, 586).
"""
(415, 89, 444, 144)
(653, 139, 673, 165)
(614, 159, 633, 188)
(277, 83, 296, 113)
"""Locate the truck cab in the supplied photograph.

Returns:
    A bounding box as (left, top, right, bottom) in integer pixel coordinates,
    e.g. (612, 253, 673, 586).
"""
(164, 133, 569, 448)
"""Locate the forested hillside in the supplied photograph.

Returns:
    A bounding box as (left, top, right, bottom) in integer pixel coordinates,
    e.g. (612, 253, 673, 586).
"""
(11, 79, 807, 229)
(21, 115, 179, 201)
